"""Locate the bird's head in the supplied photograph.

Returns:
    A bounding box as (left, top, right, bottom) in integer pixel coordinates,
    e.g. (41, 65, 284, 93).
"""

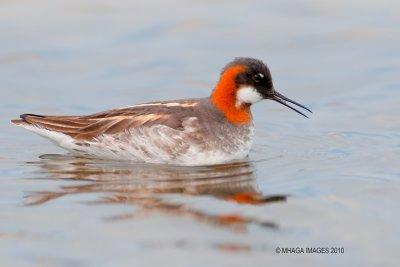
(211, 57, 311, 124)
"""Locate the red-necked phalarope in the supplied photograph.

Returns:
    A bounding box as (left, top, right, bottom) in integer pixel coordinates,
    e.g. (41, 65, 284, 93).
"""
(12, 57, 312, 165)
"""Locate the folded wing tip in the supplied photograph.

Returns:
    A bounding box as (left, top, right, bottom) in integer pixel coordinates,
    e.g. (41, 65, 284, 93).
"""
(20, 113, 45, 121)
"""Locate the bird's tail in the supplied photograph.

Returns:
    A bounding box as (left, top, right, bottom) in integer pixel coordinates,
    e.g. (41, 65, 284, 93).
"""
(11, 113, 46, 126)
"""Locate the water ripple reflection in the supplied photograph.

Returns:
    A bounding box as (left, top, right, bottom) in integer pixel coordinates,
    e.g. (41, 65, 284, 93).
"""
(24, 154, 286, 232)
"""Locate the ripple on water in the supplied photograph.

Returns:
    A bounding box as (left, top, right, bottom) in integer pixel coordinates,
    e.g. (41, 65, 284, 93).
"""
(23, 154, 287, 232)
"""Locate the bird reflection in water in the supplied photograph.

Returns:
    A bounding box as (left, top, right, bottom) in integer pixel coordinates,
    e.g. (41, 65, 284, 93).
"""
(25, 154, 287, 232)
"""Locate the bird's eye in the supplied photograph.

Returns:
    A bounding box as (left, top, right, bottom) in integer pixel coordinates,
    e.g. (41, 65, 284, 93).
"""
(252, 73, 264, 83)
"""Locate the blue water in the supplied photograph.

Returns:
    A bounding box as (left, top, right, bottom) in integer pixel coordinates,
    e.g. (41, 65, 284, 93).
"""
(0, 1, 399, 266)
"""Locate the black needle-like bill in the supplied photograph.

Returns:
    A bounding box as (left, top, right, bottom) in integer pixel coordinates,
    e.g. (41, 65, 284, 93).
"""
(270, 91, 312, 118)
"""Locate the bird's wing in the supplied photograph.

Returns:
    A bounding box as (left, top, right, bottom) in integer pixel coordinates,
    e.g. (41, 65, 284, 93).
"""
(11, 99, 202, 140)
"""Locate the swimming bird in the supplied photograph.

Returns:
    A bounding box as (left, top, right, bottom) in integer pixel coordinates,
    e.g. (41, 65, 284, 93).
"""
(11, 57, 311, 165)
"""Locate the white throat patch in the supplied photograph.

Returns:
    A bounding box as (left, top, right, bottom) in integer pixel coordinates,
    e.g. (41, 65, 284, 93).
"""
(236, 86, 263, 107)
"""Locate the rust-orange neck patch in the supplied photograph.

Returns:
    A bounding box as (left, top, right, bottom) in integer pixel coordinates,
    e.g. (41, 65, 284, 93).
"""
(211, 65, 252, 124)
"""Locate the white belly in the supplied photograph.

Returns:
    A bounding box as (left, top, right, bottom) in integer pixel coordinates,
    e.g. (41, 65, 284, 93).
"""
(73, 126, 253, 165)
(21, 119, 254, 166)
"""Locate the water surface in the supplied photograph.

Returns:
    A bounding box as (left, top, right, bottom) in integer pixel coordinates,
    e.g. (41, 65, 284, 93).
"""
(0, 0, 399, 266)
